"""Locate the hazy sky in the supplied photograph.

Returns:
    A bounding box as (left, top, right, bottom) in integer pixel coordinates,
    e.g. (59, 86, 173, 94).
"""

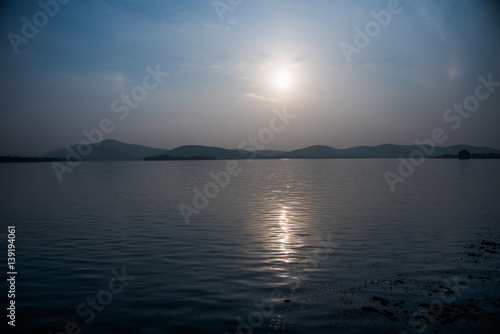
(1, 0, 500, 155)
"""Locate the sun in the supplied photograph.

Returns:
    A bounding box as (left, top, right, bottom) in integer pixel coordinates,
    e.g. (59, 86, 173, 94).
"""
(275, 72, 291, 90)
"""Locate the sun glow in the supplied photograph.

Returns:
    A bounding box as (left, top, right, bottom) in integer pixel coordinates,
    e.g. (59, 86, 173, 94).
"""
(275, 72, 291, 90)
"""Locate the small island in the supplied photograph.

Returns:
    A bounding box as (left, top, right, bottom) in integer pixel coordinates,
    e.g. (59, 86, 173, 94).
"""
(458, 149, 471, 160)
(433, 149, 500, 159)
(0, 156, 65, 163)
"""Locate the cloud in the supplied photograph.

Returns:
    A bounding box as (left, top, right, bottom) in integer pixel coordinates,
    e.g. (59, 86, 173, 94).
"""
(245, 93, 282, 104)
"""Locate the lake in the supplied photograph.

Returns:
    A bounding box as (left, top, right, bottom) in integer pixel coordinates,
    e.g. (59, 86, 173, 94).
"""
(1, 159, 499, 333)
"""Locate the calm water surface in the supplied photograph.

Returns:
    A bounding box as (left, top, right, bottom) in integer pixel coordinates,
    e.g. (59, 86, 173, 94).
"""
(1, 159, 499, 333)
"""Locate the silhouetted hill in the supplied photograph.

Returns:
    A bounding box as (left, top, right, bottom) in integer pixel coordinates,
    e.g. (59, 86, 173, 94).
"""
(168, 145, 254, 160)
(341, 144, 416, 158)
(285, 144, 419, 158)
(42, 139, 169, 161)
(284, 144, 500, 159)
(39, 140, 500, 161)
(285, 145, 343, 158)
(144, 155, 216, 161)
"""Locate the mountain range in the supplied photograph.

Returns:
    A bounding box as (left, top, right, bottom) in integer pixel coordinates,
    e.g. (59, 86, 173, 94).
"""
(39, 139, 500, 161)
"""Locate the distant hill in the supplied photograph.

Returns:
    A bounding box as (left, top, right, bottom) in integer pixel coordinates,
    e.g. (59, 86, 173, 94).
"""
(42, 139, 169, 161)
(341, 144, 417, 158)
(283, 144, 500, 159)
(256, 150, 286, 157)
(144, 155, 216, 161)
(285, 145, 343, 159)
(168, 145, 254, 160)
(39, 139, 500, 161)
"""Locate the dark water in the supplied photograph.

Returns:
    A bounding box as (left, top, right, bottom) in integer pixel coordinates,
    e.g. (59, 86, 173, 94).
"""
(1, 159, 499, 333)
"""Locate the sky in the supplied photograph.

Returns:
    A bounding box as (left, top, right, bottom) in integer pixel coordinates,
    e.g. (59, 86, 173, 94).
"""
(1, 0, 500, 155)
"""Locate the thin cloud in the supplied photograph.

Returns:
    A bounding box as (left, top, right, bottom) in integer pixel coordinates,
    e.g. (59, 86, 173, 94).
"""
(245, 93, 282, 104)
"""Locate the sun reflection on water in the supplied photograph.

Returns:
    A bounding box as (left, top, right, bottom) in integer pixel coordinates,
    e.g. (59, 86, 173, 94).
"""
(279, 208, 290, 252)
(249, 194, 315, 276)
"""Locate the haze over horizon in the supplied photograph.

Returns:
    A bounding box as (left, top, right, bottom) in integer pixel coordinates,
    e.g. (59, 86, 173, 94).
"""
(1, 0, 500, 156)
